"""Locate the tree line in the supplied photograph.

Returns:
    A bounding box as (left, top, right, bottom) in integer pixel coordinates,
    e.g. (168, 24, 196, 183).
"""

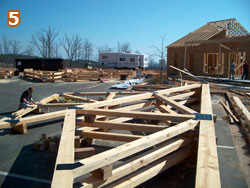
(0, 26, 167, 70)
(0, 26, 133, 67)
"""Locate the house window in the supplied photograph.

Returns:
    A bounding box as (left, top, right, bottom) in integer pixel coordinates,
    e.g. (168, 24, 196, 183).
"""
(130, 58, 135, 62)
(119, 58, 126, 61)
(102, 56, 108, 59)
(144, 58, 148, 61)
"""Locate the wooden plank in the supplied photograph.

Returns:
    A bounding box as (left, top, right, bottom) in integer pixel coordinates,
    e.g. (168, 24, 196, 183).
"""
(0, 110, 67, 129)
(51, 109, 76, 188)
(73, 119, 199, 181)
(154, 94, 197, 114)
(153, 102, 178, 114)
(37, 94, 60, 104)
(105, 92, 116, 100)
(195, 84, 221, 188)
(225, 101, 234, 124)
(168, 91, 196, 100)
(81, 137, 192, 187)
(77, 108, 195, 122)
(62, 92, 145, 96)
(232, 96, 250, 122)
(220, 101, 239, 122)
(79, 131, 143, 142)
(105, 147, 193, 188)
(39, 103, 85, 107)
(60, 94, 96, 103)
(76, 121, 167, 132)
(75, 84, 201, 109)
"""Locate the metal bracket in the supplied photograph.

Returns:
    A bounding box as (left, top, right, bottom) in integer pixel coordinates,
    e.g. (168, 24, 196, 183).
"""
(193, 113, 213, 120)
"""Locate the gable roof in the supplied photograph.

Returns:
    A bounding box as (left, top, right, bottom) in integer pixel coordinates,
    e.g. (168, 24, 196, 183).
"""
(167, 18, 250, 48)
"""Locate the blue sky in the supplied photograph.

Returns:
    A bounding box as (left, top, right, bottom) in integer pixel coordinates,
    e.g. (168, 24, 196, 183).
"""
(0, 0, 250, 59)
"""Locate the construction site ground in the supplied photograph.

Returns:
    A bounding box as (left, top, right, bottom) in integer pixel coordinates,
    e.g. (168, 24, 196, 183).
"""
(0, 76, 249, 188)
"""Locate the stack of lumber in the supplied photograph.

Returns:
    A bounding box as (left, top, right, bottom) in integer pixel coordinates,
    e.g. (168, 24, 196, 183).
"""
(23, 69, 64, 82)
(102, 68, 135, 79)
(220, 93, 250, 143)
(231, 96, 250, 143)
(74, 70, 111, 80)
(132, 84, 168, 91)
(0, 68, 15, 79)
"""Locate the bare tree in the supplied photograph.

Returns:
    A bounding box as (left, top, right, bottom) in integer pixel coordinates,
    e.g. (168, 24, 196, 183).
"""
(61, 34, 82, 67)
(98, 44, 113, 53)
(151, 33, 167, 59)
(1, 35, 10, 54)
(82, 38, 93, 61)
(151, 33, 167, 84)
(32, 26, 59, 58)
(117, 41, 131, 53)
(53, 42, 60, 58)
(23, 43, 35, 56)
(9, 39, 21, 55)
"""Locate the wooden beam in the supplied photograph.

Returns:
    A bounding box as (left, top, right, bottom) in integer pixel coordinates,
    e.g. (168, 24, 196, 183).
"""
(154, 94, 197, 114)
(77, 108, 195, 122)
(73, 119, 199, 181)
(91, 165, 112, 180)
(153, 102, 178, 114)
(39, 103, 85, 107)
(51, 109, 76, 188)
(105, 147, 193, 188)
(75, 147, 95, 160)
(62, 92, 144, 96)
(76, 121, 167, 132)
(75, 84, 201, 110)
(81, 137, 192, 187)
(60, 94, 96, 103)
(168, 91, 197, 100)
(220, 101, 239, 122)
(195, 84, 221, 188)
(105, 92, 116, 100)
(79, 131, 143, 142)
(0, 110, 67, 129)
(232, 96, 250, 123)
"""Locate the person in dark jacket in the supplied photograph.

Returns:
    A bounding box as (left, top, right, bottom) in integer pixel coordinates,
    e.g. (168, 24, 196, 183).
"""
(19, 87, 35, 108)
(242, 60, 249, 80)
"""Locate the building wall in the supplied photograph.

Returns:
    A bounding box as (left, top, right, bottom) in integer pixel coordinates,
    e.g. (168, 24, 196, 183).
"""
(167, 40, 250, 78)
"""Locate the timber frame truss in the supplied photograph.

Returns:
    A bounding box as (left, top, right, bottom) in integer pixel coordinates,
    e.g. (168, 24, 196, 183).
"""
(0, 84, 220, 188)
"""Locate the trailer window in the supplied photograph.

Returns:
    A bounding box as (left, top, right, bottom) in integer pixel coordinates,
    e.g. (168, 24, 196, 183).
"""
(130, 58, 135, 62)
(102, 56, 108, 59)
(119, 58, 126, 61)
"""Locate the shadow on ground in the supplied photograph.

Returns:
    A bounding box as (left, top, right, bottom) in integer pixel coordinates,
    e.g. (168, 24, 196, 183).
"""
(1, 144, 56, 188)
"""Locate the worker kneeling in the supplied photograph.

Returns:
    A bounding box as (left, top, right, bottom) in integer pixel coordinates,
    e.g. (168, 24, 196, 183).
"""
(19, 87, 36, 109)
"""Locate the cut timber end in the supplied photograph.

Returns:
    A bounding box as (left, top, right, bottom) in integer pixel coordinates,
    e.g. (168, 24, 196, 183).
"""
(75, 147, 95, 160)
(12, 123, 27, 134)
(91, 164, 112, 180)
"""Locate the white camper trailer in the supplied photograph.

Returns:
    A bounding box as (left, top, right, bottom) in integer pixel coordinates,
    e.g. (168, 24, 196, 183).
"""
(99, 52, 149, 69)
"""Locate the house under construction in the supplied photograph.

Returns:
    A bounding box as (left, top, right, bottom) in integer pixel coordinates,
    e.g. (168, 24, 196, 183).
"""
(167, 18, 250, 78)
